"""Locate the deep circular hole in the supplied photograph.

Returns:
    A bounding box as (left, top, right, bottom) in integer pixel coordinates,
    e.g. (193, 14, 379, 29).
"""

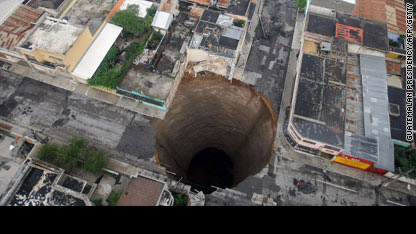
(187, 148, 234, 194)
(153, 72, 277, 194)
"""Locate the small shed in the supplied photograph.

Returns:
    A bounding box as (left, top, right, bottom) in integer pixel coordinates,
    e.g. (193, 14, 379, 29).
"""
(151, 11, 173, 34)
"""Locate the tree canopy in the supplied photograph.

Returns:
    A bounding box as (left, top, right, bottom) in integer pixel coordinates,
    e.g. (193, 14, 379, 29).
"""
(111, 5, 145, 35)
(38, 137, 109, 174)
(296, 0, 307, 9)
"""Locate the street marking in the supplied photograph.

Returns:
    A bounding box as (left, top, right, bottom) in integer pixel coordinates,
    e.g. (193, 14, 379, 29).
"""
(315, 179, 358, 193)
(386, 200, 406, 206)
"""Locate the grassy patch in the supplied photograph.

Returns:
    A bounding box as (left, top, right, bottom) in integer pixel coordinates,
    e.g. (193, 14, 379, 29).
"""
(92, 199, 103, 206)
(107, 191, 122, 206)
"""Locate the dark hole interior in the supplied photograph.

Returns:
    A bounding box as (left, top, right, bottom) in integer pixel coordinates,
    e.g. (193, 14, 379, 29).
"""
(187, 148, 234, 194)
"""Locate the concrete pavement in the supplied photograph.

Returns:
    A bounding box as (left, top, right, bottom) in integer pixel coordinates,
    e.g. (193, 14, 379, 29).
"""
(6, 63, 166, 119)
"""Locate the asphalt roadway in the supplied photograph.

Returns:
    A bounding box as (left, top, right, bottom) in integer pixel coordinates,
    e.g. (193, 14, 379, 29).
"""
(0, 71, 157, 168)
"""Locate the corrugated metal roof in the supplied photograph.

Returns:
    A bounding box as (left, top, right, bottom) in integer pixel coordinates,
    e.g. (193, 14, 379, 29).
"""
(344, 132, 378, 163)
(216, 14, 233, 27)
(72, 23, 123, 80)
(359, 53, 394, 171)
(0, 0, 23, 25)
(151, 11, 173, 31)
(0, 4, 42, 50)
(189, 33, 203, 48)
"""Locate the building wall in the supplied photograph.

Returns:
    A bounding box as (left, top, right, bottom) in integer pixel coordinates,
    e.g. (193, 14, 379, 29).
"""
(0, 49, 25, 63)
(65, 27, 94, 72)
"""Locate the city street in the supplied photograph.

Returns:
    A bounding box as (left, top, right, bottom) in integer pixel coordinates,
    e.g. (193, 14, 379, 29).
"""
(0, 71, 158, 169)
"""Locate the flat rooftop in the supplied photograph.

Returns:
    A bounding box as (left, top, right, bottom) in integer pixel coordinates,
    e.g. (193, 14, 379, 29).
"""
(306, 12, 389, 51)
(184, 0, 230, 8)
(9, 166, 87, 206)
(311, 0, 356, 13)
(26, 0, 66, 10)
(190, 9, 245, 57)
(118, 69, 175, 100)
(292, 54, 347, 148)
(352, 0, 406, 35)
(117, 176, 165, 206)
(63, 0, 114, 28)
(24, 18, 85, 54)
(226, 0, 251, 17)
(388, 86, 406, 142)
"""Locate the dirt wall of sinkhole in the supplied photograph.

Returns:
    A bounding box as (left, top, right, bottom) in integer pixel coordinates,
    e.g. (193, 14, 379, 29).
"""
(153, 72, 277, 187)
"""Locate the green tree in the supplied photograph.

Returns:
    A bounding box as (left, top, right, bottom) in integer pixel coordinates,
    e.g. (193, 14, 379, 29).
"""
(38, 143, 59, 162)
(53, 137, 85, 171)
(82, 149, 109, 175)
(296, 0, 307, 9)
(173, 193, 188, 206)
(37, 137, 109, 175)
(88, 67, 122, 89)
(146, 7, 156, 17)
(111, 5, 145, 36)
(97, 45, 119, 72)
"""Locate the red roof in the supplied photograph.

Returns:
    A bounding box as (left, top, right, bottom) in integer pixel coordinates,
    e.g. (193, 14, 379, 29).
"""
(336, 23, 364, 45)
(117, 177, 165, 206)
(0, 5, 42, 50)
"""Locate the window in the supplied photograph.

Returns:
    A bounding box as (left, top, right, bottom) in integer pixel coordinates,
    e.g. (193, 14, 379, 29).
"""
(49, 56, 63, 65)
(323, 145, 340, 152)
(303, 139, 316, 145)
(25, 54, 37, 62)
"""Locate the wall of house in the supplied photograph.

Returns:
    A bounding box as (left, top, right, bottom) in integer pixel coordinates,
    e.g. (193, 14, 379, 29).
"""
(65, 27, 94, 72)
(0, 49, 25, 63)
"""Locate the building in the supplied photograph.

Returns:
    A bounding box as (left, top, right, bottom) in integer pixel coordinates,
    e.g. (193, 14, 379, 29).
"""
(0, 0, 43, 65)
(307, 0, 356, 14)
(16, 0, 125, 84)
(117, 176, 173, 206)
(151, 10, 174, 34)
(287, 9, 395, 174)
(187, 8, 248, 77)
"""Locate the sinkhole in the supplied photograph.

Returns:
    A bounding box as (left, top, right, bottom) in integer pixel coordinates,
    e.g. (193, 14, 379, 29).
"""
(153, 72, 277, 194)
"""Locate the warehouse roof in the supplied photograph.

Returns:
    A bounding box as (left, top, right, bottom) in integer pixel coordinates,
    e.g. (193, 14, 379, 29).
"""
(72, 23, 122, 80)
(292, 54, 347, 148)
(360, 53, 394, 171)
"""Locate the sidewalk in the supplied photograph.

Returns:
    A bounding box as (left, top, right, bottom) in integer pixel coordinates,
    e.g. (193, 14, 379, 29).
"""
(7, 63, 167, 120)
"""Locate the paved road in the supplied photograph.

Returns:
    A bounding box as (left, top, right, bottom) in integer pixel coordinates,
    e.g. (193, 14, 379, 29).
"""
(0, 71, 157, 168)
